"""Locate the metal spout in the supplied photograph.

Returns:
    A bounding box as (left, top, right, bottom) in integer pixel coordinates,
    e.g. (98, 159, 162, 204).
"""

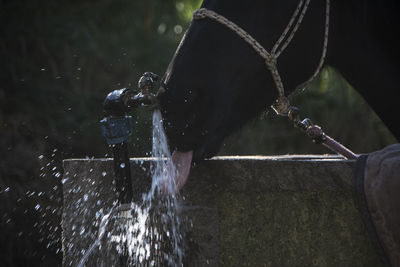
(100, 72, 159, 205)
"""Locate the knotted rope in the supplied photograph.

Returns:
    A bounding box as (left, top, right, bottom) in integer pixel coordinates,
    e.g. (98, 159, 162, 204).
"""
(193, 0, 330, 116)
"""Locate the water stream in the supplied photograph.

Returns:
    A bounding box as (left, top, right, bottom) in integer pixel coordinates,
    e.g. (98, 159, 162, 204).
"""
(78, 109, 185, 266)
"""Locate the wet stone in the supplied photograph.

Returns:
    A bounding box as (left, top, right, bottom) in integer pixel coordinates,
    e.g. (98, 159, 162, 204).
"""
(62, 155, 382, 267)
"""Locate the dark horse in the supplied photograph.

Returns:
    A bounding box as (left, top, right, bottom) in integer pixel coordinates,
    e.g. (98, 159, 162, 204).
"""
(156, 0, 400, 193)
(157, 1, 400, 264)
(157, 0, 399, 163)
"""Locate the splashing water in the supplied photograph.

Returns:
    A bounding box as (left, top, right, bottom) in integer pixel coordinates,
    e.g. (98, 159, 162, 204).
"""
(118, 109, 184, 266)
(77, 206, 115, 267)
(79, 110, 185, 266)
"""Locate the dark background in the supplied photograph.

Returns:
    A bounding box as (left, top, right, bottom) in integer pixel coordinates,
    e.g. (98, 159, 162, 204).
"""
(0, 0, 396, 266)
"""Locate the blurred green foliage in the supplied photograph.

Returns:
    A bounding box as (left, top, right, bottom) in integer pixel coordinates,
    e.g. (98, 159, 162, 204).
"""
(0, 0, 202, 162)
(0, 0, 201, 265)
(0, 0, 396, 265)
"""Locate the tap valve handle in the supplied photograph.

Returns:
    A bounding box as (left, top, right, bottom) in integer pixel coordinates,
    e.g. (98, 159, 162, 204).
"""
(138, 72, 159, 95)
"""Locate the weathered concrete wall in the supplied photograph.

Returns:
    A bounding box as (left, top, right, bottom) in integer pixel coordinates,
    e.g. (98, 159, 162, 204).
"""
(62, 156, 382, 266)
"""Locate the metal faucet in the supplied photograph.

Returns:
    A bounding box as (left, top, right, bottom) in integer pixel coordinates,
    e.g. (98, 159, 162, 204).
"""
(100, 72, 158, 204)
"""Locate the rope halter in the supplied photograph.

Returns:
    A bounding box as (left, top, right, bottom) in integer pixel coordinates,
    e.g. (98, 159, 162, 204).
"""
(192, 0, 330, 116)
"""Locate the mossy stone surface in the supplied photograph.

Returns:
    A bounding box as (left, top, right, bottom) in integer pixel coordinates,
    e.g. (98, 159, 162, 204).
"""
(218, 191, 381, 267)
(63, 156, 382, 266)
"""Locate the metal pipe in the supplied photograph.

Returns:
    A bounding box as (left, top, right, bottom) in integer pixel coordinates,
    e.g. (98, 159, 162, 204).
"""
(112, 142, 133, 203)
(100, 72, 158, 205)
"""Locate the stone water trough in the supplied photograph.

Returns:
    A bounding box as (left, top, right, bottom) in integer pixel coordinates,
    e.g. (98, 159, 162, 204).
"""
(62, 155, 382, 266)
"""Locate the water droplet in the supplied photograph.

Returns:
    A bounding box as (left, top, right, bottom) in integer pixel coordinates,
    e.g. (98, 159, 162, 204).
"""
(101, 171, 107, 177)
(83, 194, 88, 202)
(35, 204, 41, 210)
(120, 163, 125, 168)
(4, 187, 10, 192)
(38, 155, 44, 159)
